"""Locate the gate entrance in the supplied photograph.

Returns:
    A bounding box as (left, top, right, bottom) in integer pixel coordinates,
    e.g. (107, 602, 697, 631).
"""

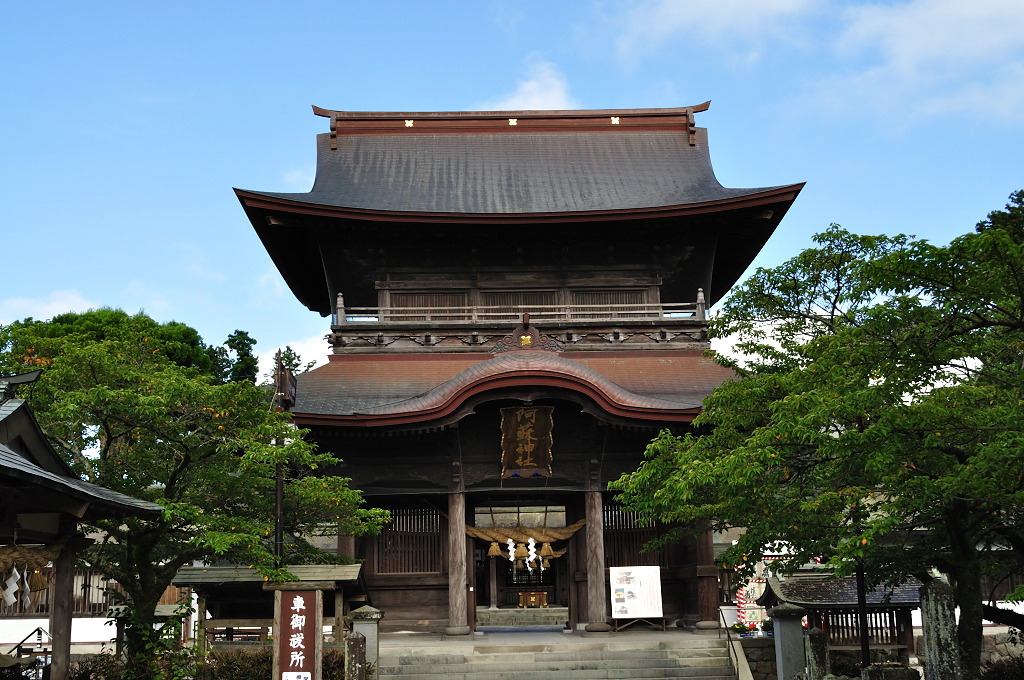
(471, 503, 573, 617)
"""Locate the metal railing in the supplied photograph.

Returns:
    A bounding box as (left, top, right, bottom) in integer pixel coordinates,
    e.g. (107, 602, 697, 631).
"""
(718, 607, 741, 677)
(334, 301, 705, 325)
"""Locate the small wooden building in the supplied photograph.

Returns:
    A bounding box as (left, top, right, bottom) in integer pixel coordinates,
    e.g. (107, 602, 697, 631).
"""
(236, 104, 802, 633)
(758, 574, 920, 663)
(0, 372, 161, 678)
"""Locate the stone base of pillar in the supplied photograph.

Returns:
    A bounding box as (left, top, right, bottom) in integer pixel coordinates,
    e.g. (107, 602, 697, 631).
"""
(678, 614, 700, 628)
(444, 626, 471, 636)
(694, 620, 719, 630)
(584, 622, 612, 633)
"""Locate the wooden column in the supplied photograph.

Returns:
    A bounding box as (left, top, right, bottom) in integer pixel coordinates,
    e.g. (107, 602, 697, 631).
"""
(488, 556, 498, 609)
(49, 529, 77, 680)
(445, 491, 470, 635)
(583, 490, 611, 632)
(694, 527, 719, 629)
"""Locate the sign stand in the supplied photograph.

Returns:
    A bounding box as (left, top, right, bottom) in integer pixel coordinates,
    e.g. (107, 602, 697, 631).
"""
(609, 566, 664, 632)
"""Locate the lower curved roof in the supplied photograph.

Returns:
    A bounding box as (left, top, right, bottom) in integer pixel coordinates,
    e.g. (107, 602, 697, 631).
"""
(291, 349, 734, 428)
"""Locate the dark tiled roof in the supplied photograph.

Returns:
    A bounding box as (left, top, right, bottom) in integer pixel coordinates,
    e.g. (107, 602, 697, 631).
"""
(248, 128, 779, 215)
(761, 575, 922, 609)
(0, 441, 162, 517)
(292, 350, 733, 420)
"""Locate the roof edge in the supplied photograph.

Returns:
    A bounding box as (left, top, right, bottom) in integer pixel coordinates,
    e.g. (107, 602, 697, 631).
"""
(312, 102, 711, 121)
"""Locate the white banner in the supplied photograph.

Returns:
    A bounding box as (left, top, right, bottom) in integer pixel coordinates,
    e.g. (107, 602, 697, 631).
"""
(609, 566, 663, 619)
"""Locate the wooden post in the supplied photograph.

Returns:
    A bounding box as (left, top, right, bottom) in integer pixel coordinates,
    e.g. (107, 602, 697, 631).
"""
(49, 528, 77, 680)
(583, 490, 611, 632)
(695, 527, 719, 629)
(445, 491, 470, 635)
(488, 556, 498, 609)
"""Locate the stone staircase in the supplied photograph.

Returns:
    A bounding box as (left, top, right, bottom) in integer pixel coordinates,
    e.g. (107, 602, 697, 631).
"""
(475, 606, 569, 628)
(376, 634, 736, 680)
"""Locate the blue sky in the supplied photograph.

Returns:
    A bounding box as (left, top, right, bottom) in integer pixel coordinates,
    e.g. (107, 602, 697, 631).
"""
(3, 1, 1023, 373)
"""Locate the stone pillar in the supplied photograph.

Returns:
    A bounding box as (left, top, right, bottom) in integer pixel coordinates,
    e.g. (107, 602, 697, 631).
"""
(49, 534, 76, 680)
(350, 605, 383, 667)
(694, 528, 719, 629)
(806, 626, 829, 680)
(770, 602, 807, 680)
(920, 579, 961, 680)
(584, 490, 611, 632)
(446, 491, 470, 635)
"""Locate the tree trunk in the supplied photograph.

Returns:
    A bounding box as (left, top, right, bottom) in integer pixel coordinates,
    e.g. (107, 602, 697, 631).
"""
(954, 556, 984, 680)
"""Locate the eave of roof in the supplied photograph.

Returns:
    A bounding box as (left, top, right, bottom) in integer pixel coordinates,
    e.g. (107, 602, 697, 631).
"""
(0, 441, 162, 518)
(758, 575, 922, 609)
(290, 350, 731, 428)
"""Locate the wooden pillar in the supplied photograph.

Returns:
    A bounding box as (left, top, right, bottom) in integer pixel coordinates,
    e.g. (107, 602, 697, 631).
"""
(488, 554, 498, 609)
(49, 529, 77, 680)
(445, 491, 470, 635)
(694, 527, 719, 629)
(583, 490, 611, 632)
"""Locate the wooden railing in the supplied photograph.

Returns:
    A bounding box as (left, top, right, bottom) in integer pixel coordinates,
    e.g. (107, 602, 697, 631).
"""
(335, 300, 705, 325)
(807, 608, 911, 648)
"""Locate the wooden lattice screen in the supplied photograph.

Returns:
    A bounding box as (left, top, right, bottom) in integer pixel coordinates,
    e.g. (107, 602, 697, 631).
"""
(603, 506, 670, 567)
(375, 506, 443, 573)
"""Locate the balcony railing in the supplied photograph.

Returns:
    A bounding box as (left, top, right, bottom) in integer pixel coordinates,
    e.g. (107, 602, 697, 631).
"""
(334, 300, 705, 325)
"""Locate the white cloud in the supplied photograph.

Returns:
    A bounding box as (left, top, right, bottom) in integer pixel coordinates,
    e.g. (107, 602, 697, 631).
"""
(818, 0, 1024, 121)
(613, 0, 815, 65)
(0, 290, 101, 324)
(256, 269, 288, 305)
(284, 166, 315, 190)
(477, 56, 580, 110)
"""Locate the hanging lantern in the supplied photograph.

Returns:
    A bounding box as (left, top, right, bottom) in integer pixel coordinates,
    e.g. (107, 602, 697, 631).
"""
(487, 542, 502, 558)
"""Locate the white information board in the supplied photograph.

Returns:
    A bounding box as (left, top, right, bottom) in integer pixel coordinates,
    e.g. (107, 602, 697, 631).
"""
(609, 566, 663, 619)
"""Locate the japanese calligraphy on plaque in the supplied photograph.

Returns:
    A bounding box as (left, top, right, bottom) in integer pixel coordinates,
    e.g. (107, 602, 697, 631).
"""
(276, 590, 317, 680)
(500, 406, 554, 478)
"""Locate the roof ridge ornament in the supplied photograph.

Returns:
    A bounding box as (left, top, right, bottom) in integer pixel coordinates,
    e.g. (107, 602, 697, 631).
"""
(491, 318, 562, 354)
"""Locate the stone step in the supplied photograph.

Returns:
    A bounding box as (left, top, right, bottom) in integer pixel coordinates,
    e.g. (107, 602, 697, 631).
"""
(376, 637, 736, 680)
(380, 671, 734, 680)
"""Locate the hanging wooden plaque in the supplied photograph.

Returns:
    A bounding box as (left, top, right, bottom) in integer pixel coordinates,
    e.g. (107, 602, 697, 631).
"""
(500, 406, 554, 478)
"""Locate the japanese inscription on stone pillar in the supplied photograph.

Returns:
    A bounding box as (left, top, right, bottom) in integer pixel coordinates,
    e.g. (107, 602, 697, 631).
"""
(500, 406, 554, 478)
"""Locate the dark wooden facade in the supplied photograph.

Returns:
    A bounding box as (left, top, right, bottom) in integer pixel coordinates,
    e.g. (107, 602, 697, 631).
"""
(237, 104, 802, 633)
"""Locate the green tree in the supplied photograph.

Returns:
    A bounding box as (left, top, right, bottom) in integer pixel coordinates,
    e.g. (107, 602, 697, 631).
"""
(0, 312, 388, 680)
(611, 193, 1024, 680)
(224, 329, 259, 384)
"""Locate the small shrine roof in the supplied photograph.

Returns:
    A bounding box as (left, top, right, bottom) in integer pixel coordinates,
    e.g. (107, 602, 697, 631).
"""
(758, 575, 922, 609)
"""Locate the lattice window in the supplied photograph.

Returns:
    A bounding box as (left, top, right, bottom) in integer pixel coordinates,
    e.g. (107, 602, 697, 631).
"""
(570, 289, 647, 318)
(388, 291, 469, 320)
(479, 290, 558, 320)
(375, 506, 443, 573)
(603, 506, 671, 567)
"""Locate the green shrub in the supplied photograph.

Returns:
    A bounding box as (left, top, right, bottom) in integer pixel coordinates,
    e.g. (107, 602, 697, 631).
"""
(196, 649, 270, 680)
(981, 655, 1024, 680)
(68, 652, 124, 680)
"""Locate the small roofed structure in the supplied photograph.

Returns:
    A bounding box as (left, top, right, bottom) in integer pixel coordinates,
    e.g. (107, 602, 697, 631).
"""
(0, 371, 161, 680)
(172, 565, 367, 649)
(758, 574, 921, 664)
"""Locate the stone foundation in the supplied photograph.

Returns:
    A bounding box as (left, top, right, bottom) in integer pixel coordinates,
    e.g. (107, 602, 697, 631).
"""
(740, 637, 778, 680)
